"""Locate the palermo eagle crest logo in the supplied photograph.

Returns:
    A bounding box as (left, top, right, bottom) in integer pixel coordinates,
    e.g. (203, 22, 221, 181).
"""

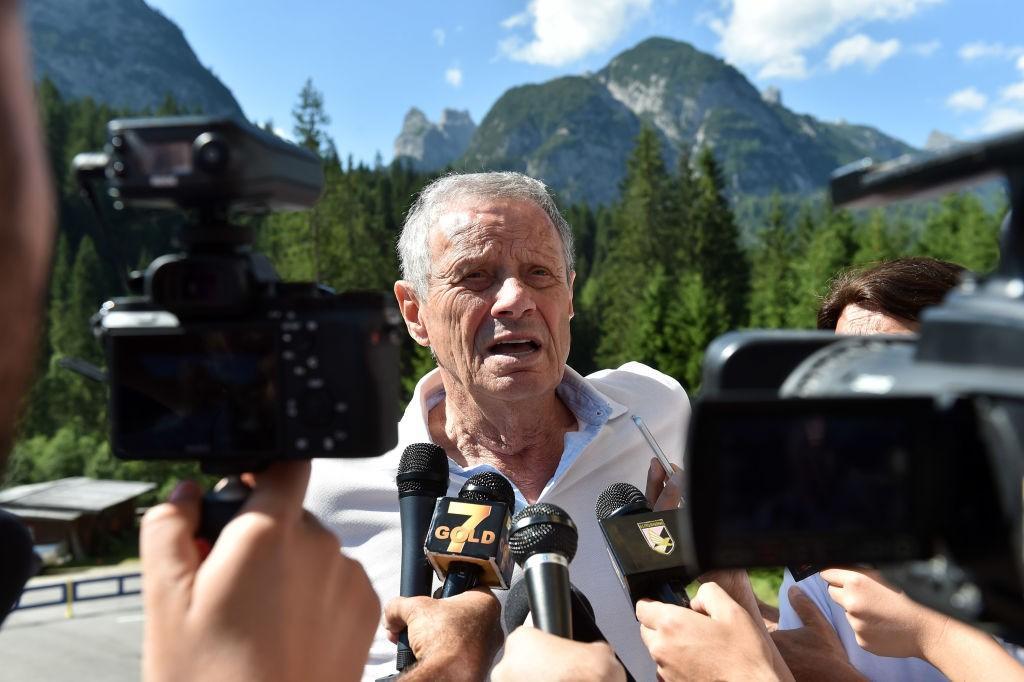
(637, 519, 675, 555)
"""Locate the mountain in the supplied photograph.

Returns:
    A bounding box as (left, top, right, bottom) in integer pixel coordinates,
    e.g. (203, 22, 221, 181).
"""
(456, 37, 914, 205)
(394, 108, 477, 171)
(25, 0, 243, 117)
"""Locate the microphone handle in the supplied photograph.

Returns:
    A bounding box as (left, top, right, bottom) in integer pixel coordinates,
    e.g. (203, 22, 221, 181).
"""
(397, 494, 440, 670)
(568, 589, 636, 682)
(524, 553, 572, 639)
(399, 495, 438, 597)
(654, 581, 690, 608)
(440, 562, 481, 598)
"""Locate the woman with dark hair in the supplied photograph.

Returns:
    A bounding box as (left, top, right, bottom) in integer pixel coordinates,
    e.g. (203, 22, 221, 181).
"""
(817, 257, 965, 334)
(775, 256, 1024, 682)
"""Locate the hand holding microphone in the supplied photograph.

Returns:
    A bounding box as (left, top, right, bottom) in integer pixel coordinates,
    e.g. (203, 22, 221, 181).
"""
(383, 588, 502, 682)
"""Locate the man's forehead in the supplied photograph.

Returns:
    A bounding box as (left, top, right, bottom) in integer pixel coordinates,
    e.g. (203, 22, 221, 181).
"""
(429, 197, 559, 253)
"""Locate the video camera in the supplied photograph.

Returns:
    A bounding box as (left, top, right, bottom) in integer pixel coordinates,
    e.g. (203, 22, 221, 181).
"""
(682, 128, 1024, 641)
(74, 116, 401, 475)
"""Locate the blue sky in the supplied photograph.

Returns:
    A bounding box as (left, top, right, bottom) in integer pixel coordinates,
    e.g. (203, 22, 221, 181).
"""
(146, 0, 1024, 166)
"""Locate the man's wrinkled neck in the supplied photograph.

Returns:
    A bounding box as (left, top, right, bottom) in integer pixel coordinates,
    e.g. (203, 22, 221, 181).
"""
(427, 371, 576, 501)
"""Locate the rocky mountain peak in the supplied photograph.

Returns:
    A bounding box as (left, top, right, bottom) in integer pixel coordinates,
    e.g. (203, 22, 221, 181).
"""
(26, 0, 243, 116)
(394, 108, 477, 172)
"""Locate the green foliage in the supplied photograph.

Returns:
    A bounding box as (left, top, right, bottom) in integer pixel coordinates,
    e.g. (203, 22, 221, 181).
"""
(749, 194, 796, 328)
(292, 78, 334, 158)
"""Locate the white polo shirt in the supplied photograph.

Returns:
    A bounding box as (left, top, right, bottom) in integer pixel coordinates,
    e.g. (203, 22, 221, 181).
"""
(305, 362, 689, 681)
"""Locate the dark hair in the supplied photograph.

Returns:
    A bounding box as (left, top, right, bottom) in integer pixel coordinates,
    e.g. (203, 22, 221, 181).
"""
(817, 257, 966, 330)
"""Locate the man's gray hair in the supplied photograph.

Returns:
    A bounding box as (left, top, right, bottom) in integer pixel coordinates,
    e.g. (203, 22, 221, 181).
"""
(397, 171, 575, 297)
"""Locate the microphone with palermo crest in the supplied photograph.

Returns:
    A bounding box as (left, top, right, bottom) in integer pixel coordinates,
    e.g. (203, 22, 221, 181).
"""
(596, 482, 691, 609)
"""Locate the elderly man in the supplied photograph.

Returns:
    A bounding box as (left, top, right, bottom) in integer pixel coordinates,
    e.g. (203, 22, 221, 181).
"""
(305, 172, 689, 680)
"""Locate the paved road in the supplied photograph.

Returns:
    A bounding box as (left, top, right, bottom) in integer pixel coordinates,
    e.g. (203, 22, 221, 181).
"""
(0, 590, 143, 681)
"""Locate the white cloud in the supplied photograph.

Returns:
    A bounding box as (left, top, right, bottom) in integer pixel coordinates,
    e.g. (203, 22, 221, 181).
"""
(501, 12, 530, 29)
(500, 0, 653, 67)
(445, 67, 463, 88)
(946, 87, 987, 112)
(909, 39, 940, 56)
(710, 0, 941, 80)
(273, 127, 293, 141)
(827, 34, 901, 71)
(958, 41, 1024, 61)
(1002, 82, 1024, 102)
(433, 28, 446, 47)
(977, 107, 1024, 135)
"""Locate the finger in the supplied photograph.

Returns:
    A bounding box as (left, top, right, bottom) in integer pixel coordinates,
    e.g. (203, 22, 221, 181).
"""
(788, 586, 832, 632)
(244, 460, 312, 521)
(646, 457, 667, 505)
(140, 480, 203, 616)
(636, 598, 701, 629)
(819, 568, 856, 587)
(653, 470, 682, 512)
(383, 595, 432, 634)
(690, 581, 743, 621)
(826, 584, 846, 610)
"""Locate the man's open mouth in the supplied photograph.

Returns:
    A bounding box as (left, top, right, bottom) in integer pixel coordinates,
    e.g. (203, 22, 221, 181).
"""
(488, 339, 541, 356)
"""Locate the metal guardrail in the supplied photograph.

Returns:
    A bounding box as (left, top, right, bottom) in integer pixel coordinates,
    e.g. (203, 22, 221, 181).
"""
(13, 572, 141, 618)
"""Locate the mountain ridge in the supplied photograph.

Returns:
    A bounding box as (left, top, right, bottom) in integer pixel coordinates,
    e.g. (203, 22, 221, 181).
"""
(405, 37, 915, 205)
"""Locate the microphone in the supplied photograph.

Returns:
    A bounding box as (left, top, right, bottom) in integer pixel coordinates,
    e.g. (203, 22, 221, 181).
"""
(508, 503, 577, 638)
(502, 580, 637, 682)
(395, 443, 449, 671)
(596, 482, 691, 609)
(425, 471, 516, 598)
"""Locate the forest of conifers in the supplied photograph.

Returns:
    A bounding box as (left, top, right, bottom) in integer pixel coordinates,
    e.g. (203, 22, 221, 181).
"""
(4, 79, 1006, 498)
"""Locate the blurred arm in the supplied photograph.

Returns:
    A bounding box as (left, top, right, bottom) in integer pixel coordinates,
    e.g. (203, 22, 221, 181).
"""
(0, 0, 56, 454)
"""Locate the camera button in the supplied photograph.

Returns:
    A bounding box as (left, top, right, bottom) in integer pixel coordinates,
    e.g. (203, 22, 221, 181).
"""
(295, 438, 309, 451)
(306, 356, 319, 369)
(322, 438, 334, 451)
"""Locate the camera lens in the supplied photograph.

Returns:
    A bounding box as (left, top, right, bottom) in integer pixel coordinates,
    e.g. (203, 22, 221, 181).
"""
(193, 132, 229, 174)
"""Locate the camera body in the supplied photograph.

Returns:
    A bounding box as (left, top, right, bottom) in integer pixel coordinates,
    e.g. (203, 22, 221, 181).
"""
(79, 116, 401, 473)
(681, 128, 1024, 638)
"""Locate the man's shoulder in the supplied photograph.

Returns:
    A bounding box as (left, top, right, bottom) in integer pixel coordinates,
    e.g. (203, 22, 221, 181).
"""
(585, 361, 688, 409)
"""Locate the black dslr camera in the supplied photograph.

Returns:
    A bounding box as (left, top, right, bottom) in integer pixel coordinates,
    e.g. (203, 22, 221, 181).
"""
(76, 116, 400, 475)
(682, 128, 1024, 640)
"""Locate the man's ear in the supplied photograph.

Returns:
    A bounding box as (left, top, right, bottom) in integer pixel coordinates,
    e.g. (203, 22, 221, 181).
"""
(567, 270, 576, 319)
(394, 280, 430, 347)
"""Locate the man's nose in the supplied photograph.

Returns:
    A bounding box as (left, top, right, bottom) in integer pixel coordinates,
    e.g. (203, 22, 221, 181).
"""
(491, 276, 536, 318)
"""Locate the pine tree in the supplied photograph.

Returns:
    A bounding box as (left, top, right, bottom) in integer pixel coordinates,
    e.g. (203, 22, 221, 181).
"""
(919, 193, 1001, 272)
(691, 147, 750, 328)
(292, 78, 334, 157)
(593, 127, 672, 368)
(37, 78, 68, 195)
(748, 193, 795, 328)
(657, 271, 727, 393)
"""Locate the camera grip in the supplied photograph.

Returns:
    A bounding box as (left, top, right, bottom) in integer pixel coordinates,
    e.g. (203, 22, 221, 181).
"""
(197, 476, 251, 544)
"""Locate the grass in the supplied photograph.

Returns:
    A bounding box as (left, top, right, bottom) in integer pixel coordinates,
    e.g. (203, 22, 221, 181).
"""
(685, 568, 785, 606)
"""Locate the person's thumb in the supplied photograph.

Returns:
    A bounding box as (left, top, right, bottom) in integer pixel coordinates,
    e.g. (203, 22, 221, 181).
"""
(140, 480, 203, 618)
(789, 585, 832, 633)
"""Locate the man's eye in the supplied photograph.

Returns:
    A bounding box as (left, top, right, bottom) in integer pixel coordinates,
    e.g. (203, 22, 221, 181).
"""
(459, 271, 491, 288)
